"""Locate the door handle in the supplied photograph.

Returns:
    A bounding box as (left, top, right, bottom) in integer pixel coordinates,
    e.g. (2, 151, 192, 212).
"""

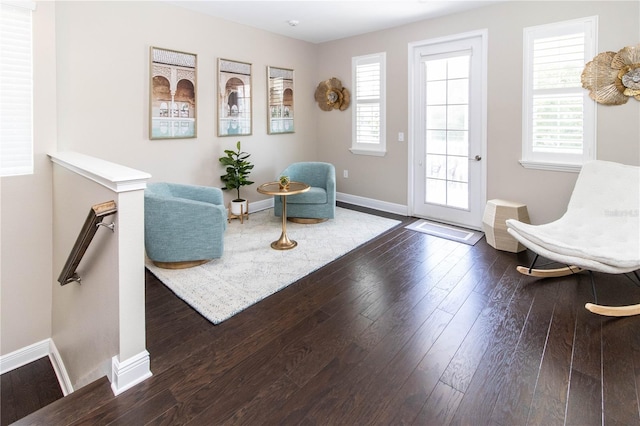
(469, 155, 482, 161)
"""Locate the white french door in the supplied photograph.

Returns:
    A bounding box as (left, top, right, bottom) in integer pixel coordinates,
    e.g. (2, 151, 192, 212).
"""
(409, 31, 487, 230)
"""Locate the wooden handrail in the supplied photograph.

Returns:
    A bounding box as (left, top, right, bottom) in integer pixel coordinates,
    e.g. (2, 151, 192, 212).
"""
(58, 201, 117, 285)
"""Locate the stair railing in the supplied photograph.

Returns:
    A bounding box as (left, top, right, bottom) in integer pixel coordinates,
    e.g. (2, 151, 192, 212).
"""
(58, 200, 118, 285)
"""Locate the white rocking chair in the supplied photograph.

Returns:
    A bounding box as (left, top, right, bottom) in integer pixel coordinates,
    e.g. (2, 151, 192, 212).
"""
(506, 160, 640, 317)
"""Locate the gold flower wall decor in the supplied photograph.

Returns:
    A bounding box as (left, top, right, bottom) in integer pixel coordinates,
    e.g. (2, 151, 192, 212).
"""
(581, 44, 640, 105)
(314, 78, 350, 111)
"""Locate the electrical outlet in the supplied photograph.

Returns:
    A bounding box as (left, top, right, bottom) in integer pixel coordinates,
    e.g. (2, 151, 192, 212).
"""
(398, 132, 405, 142)
(343, 170, 349, 178)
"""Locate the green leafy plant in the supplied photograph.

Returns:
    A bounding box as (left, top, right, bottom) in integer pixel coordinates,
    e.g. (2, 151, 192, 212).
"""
(219, 141, 254, 201)
(279, 175, 290, 188)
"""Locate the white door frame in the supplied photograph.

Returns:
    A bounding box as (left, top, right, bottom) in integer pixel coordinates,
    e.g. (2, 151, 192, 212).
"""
(407, 29, 488, 230)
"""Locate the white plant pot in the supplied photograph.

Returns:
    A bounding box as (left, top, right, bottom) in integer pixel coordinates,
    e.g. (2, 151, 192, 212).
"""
(230, 199, 247, 216)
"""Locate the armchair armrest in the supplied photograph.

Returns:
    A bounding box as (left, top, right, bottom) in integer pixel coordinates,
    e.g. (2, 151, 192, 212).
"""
(325, 165, 336, 193)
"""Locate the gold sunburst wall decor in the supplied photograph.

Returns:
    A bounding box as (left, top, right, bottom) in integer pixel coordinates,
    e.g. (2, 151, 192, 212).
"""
(581, 43, 640, 105)
(314, 78, 350, 111)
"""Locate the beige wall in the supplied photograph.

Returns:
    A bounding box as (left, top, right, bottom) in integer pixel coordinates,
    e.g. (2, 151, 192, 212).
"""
(2, 0, 319, 359)
(1, 1, 57, 356)
(316, 1, 640, 224)
(54, 1, 319, 207)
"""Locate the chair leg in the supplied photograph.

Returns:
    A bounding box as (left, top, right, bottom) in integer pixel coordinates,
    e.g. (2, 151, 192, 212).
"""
(625, 270, 640, 288)
(584, 269, 640, 317)
(585, 303, 640, 317)
(515, 252, 584, 277)
(515, 252, 640, 317)
(516, 265, 584, 277)
(528, 254, 539, 274)
(588, 270, 598, 304)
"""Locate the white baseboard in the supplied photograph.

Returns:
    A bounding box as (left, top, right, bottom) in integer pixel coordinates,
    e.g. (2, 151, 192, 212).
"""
(110, 350, 152, 396)
(0, 338, 73, 396)
(48, 340, 74, 396)
(0, 340, 152, 397)
(0, 339, 50, 374)
(337, 192, 408, 216)
(248, 197, 274, 213)
(249, 192, 407, 217)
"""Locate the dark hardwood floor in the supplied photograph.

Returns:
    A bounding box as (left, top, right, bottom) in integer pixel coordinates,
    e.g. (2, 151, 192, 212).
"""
(1, 357, 63, 425)
(8, 205, 640, 425)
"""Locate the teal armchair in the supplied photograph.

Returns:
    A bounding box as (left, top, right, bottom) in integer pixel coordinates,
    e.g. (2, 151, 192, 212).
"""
(145, 182, 227, 268)
(274, 162, 336, 223)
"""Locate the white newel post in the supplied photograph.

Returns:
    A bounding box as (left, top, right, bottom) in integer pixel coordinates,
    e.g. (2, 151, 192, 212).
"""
(111, 188, 152, 395)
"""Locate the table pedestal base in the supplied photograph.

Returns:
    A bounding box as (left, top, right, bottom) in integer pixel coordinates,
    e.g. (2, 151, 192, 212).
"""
(256, 181, 310, 251)
(271, 195, 297, 250)
(271, 232, 297, 250)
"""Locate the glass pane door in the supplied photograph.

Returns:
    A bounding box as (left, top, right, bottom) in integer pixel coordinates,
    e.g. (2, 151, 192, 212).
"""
(424, 54, 470, 210)
(410, 31, 486, 230)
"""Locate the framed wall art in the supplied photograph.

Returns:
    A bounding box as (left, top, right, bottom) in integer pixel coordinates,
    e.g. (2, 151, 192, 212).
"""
(218, 58, 252, 136)
(267, 66, 294, 134)
(149, 46, 197, 139)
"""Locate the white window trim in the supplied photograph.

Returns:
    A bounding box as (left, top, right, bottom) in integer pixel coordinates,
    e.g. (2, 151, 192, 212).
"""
(520, 16, 597, 173)
(0, 0, 36, 177)
(351, 52, 386, 157)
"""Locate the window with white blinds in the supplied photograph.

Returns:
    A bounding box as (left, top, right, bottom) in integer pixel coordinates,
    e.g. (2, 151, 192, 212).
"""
(521, 16, 597, 172)
(351, 52, 386, 156)
(1, 1, 35, 177)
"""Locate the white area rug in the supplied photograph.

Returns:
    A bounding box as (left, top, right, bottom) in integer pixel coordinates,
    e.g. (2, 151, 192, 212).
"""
(405, 219, 484, 245)
(146, 207, 401, 324)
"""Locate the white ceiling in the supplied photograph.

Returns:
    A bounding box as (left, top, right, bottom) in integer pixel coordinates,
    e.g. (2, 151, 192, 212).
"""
(168, 1, 503, 44)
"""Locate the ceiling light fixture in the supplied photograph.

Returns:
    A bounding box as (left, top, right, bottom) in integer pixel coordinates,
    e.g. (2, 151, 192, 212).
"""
(287, 20, 299, 27)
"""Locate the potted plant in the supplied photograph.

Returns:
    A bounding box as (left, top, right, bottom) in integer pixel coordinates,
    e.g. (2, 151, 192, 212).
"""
(279, 175, 290, 190)
(219, 140, 254, 216)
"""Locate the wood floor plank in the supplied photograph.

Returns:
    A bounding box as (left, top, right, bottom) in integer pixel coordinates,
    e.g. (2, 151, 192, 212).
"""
(449, 270, 538, 425)
(489, 281, 558, 424)
(526, 275, 577, 425)
(302, 307, 454, 424)
(152, 309, 333, 424)
(216, 375, 301, 425)
(6, 206, 640, 426)
(262, 342, 370, 424)
(0, 370, 17, 426)
(412, 381, 464, 426)
(438, 263, 524, 394)
(437, 256, 496, 315)
(564, 274, 604, 426)
(13, 377, 114, 426)
(66, 366, 185, 425)
(565, 369, 602, 426)
(329, 289, 451, 424)
(632, 321, 640, 423)
(283, 302, 375, 387)
(373, 290, 487, 425)
(10, 359, 43, 420)
(602, 318, 640, 425)
(105, 389, 177, 426)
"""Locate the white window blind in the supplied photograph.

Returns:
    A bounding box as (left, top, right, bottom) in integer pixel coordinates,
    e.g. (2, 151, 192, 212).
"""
(351, 52, 386, 156)
(1, 1, 35, 177)
(522, 17, 597, 172)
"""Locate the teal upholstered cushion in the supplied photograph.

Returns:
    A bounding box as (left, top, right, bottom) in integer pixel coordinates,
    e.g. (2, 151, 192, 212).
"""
(273, 162, 336, 219)
(145, 182, 227, 263)
(286, 187, 328, 204)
